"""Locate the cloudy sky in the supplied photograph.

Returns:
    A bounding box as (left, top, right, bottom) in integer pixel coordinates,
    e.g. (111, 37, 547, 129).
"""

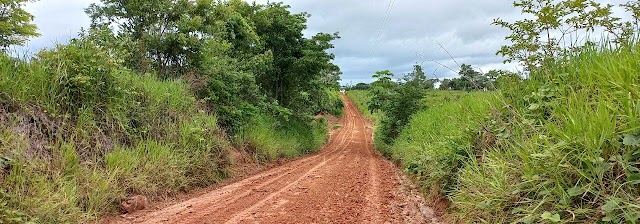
(16, 0, 630, 84)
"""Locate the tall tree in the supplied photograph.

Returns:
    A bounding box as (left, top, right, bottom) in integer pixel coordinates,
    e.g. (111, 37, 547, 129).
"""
(86, 0, 255, 76)
(368, 70, 396, 113)
(439, 79, 452, 90)
(405, 64, 436, 90)
(250, 2, 340, 111)
(85, 0, 342, 130)
(493, 0, 631, 71)
(0, 0, 39, 52)
(457, 64, 484, 90)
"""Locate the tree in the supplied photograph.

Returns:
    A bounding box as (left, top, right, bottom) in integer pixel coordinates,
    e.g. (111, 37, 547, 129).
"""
(622, 1, 640, 29)
(250, 2, 340, 112)
(438, 65, 507, 91)
(0, 0, 39, 52)
(440, 64, 486, 91)
(319, 64, 342, 90)
(439, 79, 452, 90)
(458, 64, 484, 90)
(86, 0, 262, 77)
(405, 65, 437, 90)
(351, 83, 371, 90)
(85, 0, 342, 131)
(368, 70, 396, 113)
(493, 0, 632, 71)
(369, 67, 427, 144)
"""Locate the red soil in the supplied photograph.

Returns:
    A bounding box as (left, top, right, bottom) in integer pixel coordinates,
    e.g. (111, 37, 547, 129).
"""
(107, 95, 443, 224)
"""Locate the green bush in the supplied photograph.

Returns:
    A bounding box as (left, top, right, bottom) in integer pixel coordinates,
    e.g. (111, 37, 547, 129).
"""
(1, 46, 329, 223)
(451, 43, 640, 223)
(236, 114, 327, 162)
(368, 43, 640, 223)
(0, 48, 232, 222)
(387, 92, 495, 195)
(323, 89, 344, 117)
(36, 39, 121, 117)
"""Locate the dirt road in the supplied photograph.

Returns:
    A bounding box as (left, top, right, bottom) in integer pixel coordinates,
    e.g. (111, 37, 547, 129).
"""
(112, 95, 441, 223)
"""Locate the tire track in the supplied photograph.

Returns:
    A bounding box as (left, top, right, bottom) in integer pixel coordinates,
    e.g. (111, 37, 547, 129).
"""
(220, 98, 361, 223)
(133, 96, 358, 224)
(110, 94, 441, 224)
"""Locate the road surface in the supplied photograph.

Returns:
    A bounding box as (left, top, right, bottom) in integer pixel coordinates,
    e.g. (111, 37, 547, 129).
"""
(111, 95, 441, 223)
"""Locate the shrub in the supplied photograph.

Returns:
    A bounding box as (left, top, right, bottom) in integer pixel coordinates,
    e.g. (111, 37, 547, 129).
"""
(236, 113, 327, 162)
(451, 43, 640, 223)
(388, 92, 495, 195)
(36, 38, 120, 117)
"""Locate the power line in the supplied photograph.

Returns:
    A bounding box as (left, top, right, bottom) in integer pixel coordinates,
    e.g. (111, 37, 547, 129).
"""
(366, 0, 397, 70)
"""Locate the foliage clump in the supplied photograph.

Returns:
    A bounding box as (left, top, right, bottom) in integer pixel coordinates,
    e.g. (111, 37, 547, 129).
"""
(0, 0, 39, 52)
(348, 1, 640, 223)
(0, 0, 341, 222)
(366, 65, 436, 146)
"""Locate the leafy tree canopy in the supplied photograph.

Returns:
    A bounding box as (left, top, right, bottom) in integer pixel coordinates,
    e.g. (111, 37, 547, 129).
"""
(85, 0, 342, 131)
(494, 0, 640, 71)
(0, 0, 39, 51)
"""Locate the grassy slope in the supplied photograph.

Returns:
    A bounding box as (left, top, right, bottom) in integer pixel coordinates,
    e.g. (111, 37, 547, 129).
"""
(0, 49, 327, 222)
(390, 91, 495, 194)
(236, 114, 327, 162)
(348, 42, 640, 223)
(347, 90, 495, 194)
(450, 44, 640, 223)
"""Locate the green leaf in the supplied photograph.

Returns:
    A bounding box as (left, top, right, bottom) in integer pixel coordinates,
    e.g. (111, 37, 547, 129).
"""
(478, 200, 492, 209)
(623, 134, 640, 146)
(602, 214, 617, 222)
(567, 186, 584, 197)
(541, 212, 561, 222)
(625, 212, 640, 222)
(511, 188, 522, 195)
(521, 215, 536, 224)
(528, 103, 541, 110)
(601, 199, 619, 212)
(627, 173, 640, 185)
(531, 153, 545, 158)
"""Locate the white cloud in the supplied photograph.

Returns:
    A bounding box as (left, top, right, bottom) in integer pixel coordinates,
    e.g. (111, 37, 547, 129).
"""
(16, 0, 99, 54)
(15, 0, 634, 84)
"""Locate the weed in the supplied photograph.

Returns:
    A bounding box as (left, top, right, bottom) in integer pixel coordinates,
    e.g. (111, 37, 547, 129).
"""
(348, 42, 640, 223)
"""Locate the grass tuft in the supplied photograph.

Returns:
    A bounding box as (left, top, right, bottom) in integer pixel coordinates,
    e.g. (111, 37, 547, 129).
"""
(0, 39, 330, 222)
(348, 41, 640, 223)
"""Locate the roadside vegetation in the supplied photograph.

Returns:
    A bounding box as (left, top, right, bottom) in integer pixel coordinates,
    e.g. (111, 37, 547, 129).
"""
(348, 0, 640, 223)
(0, 0, 342, 223)
(345, 90, 381, 122)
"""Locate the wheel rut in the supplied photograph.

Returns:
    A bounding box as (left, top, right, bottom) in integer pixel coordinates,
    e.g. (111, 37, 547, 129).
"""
(107, 94, 443, 224)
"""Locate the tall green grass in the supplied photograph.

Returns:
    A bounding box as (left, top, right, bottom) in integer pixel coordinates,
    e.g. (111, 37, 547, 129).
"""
(348, 42, 640, 223)
(389, 92, 496, 196)
(236, 114, 327, 162)
(451, 43, 640, 223)
(0, 39, 329, 222)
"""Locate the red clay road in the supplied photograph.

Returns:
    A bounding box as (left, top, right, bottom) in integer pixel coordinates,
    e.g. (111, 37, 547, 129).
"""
(111, 95, 442, 224)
